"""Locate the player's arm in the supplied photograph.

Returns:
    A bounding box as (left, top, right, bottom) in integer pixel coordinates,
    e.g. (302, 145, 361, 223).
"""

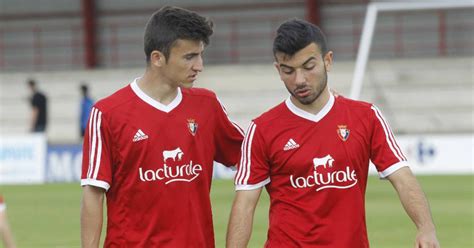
(226, 187, 263, 248)
(387, 167, 440, 248)
(0, 210, 16, 248)
(81, 185, 105, 248)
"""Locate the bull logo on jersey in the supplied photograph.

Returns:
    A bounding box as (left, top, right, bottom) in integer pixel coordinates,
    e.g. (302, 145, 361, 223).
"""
(337, 125, 350, 141)
(313, 155, 334, 170)
(187, 119, 198, 136)
(139, 147, 202, 184)
(290, 154, 358, 191)
(163, 147, 184, 162)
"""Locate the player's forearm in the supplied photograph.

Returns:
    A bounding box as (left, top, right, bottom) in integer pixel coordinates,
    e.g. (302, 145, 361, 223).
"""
(389, 167, 440, 247)
(1, 228, 17, 248)
(400, 184, 435, 231)
(389, 168, 436, 231)
(81, 187, 104, 248)
(226, 203, 255, 247)
(0, 212, 16, 248)
(81, 212, 102, 248)
(226, 189, 262, 248)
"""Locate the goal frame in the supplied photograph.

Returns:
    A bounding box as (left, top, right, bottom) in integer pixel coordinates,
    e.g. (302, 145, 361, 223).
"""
(349, 1, 474, 100)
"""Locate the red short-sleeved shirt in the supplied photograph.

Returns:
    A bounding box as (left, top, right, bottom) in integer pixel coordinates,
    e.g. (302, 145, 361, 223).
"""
(81, 80, 244, 247)
(235, 94, 408, 248)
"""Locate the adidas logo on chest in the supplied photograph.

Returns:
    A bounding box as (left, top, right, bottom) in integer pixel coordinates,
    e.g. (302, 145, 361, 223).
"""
(133, 129, 149, 142)
(283, 138, 300, 151)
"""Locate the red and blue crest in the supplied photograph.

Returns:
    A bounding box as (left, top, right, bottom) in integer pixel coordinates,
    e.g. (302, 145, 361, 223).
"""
(337, 125, 350, 141)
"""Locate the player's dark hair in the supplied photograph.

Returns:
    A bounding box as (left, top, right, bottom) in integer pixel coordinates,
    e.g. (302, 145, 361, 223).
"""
(144, 6, 214, 63)
(273, 18, 328, 59)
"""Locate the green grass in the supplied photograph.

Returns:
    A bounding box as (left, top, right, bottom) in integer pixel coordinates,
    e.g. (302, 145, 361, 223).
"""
(1, 176, 473, 248)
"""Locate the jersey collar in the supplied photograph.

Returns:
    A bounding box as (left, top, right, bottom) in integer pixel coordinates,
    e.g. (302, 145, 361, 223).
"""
(285, 92, 335, 123)
(130, 78, 182, 113)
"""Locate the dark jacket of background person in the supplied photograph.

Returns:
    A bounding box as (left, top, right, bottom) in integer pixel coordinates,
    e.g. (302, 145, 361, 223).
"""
(80, 84, 94, 137)
(28, 79, 47, 132)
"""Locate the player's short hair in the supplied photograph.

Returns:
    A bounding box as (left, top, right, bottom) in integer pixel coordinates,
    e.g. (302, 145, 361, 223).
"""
(273, 18, 328, 60)
(144, 6, 214, 63)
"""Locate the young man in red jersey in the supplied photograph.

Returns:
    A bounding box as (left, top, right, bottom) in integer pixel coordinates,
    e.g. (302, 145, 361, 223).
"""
(226, 19, 440, 248)
(80, 6, 244, 247)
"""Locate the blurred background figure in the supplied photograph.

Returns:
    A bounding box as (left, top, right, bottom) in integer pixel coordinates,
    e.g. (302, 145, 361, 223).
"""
(79, 83, 94, 138)
(27, 79, 48, 133)
(0, 195, 16, 248)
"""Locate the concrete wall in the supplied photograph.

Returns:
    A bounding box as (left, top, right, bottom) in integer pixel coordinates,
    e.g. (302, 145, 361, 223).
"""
(1, 56, 472, 143)
(1, 1, 472, 71)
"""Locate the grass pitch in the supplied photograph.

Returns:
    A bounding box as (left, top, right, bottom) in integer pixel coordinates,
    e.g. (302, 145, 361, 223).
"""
(1, 175, 472, 248)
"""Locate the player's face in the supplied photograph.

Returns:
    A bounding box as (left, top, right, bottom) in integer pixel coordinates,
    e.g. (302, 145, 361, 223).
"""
(163, 39, 205, 88)
(275, 43, 333, 105)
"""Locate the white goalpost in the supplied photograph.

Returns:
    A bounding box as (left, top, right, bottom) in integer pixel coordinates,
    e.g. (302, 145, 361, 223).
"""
(349, 1, 474, 100)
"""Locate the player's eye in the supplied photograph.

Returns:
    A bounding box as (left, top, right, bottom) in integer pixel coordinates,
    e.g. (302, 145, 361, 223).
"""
(184, 54, 195, 60)
(282, 68, 294, 74)
(304, 64, 316, 70)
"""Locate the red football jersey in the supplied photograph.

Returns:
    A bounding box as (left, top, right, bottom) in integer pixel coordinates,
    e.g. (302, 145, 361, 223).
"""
(81, 80, 244, 247)
(235, 94, 408, 248)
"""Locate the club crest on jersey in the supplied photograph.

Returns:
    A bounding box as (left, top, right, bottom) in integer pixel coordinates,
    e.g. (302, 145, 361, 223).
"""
(337, 125, 350, 141)
(187, 119, 198, 136)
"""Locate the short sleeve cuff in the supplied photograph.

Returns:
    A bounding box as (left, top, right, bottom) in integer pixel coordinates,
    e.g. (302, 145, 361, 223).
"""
(0, 203, 5, 212)
(378, 161, 409, 179)
(235, 177, 270, 191)
(81, 179, 111, 191)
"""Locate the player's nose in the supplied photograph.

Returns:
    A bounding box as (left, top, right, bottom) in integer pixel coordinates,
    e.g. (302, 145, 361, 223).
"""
(193, 55, 203, 72)
(295, 68, 306, 84)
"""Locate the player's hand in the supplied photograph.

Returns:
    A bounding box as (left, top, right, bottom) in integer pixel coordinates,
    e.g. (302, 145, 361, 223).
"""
(414, 229, 440, 248)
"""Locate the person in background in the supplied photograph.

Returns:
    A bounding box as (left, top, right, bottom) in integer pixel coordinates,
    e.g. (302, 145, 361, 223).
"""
(0, 195, 16, 248)
(226, 18, 440, 248)
(79, 83, 94, 138)
(27, 79, 47, 132)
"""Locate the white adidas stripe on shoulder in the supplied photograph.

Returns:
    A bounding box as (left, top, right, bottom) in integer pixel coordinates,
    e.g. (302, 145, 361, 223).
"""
(235, 123, 253, 184)
(86, 108, 96, 178)
(371, 105, 407, 161)
(87, 108, 98, 178)
(93, 110, 103, 179)
(236, 122, 257, 185)
(87, 107, 104, 180)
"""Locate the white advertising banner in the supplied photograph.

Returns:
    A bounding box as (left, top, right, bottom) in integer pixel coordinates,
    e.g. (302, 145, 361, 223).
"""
(369, 134, 473, 175)
(215, 134, 474, 179)
(0, 134, 47, 184)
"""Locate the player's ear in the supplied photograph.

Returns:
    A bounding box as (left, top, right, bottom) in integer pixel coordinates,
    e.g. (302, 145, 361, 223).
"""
(150, 50, 166, 67)
(274, 61, 284, 76)
(273, 61, 280, 72)
(274, 62, 286, 79)
(323, 51, 333, 72)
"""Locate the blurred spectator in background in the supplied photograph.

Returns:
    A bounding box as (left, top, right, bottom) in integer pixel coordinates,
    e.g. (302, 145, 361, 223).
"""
(0, 195, 16, 248)
(27, 79, 48, 132)
(79, 83, 94, 138)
